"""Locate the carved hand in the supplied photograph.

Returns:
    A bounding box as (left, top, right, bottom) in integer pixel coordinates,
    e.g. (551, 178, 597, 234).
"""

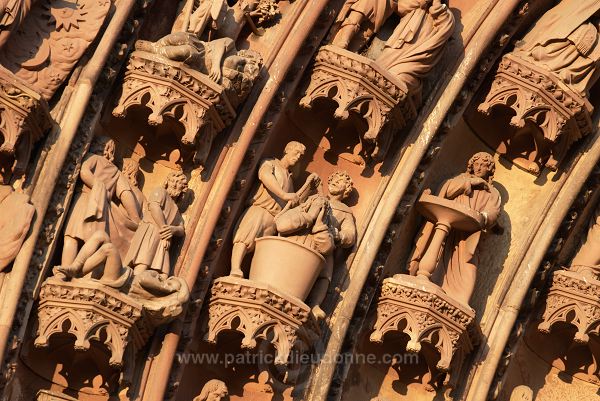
(209, 65, 222, 83)
(282, 192, 300, 206)
(469, 176, 490, 191)
(159, 225, 175, 241)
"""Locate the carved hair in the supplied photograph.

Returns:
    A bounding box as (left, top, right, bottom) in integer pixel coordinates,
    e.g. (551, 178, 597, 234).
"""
(466, 152, 495, 183)
(194, 379, 228, 401)
(90, 136, 116, 162)
(284, 141, 306, 155)
(328, 170, 354, 199)
(122, 159, 140, 187)
(164, 170, 188, 193)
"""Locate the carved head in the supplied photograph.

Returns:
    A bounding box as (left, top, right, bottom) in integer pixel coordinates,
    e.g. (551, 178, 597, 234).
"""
(194, 379, 228, 401)
(328, 170, 353, 200)
(90, 136, 116, 162)
(122, 158, 140, 187)
(164, 170, 188, 200)
(281, 141, 306, 167)
(467, 152, 495, 183)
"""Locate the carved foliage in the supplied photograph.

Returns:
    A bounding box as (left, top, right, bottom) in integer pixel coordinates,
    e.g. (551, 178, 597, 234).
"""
(299, 45, 417, 162)
(112, 49, 236, 167)
(370, 276, 476, 390)
(478, 53, 593, 174)
(538, 270, 600, 344)
(34, 278, 152, 368)
(0, 0, 112, 100)
(205, 277, 319, 366)
(0, 68, 52, 179)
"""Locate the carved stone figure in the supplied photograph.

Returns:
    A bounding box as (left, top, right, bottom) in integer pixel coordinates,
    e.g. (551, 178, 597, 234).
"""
(193, 379, 228, 401)
(230, 141, 319, 277)
(375, 0, 455, 97)
(111, 158, 145, 259)
(570, 206, 600, 280)
(0, 0, 33, 49)
(62, 137, 140, 267)
(125, 171, 187, 276)
(274, 170, 357, 318)
(302, 0, 454, 163)
(409, 152, 502, 305)
(331, 0, 455, 96)
(0, 184, 35, 271)
(513, 1, 600, 96)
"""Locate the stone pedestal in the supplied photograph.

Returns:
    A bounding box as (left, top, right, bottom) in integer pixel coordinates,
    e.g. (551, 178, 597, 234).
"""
(0, 67, 52, 179)
(35, 277, 152, 369)
(112, 48, 237, 168)
(538, 269, 600, 344)
(36, 390, 78, 401)
(478, 53, 593, 175)
(370, 275, 477, 391)
(299, 45, 417, 162)
(205, 276, 319, 366)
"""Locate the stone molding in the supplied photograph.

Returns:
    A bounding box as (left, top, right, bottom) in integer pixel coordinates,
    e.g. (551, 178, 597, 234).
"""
(538, 269, 600, 344)
(205, 276, 319, 366)
(112, 49, 237, 167)
(370, 275, 477, 390)
(478, 53, 593, 175)
(34, 277, 152, 368)
(299, 45, 417, 162)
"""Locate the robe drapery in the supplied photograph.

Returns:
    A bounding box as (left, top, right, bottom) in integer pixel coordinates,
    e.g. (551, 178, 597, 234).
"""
(335, 0, 395, 35)
(409, 173, 501, 305)
(0, 187, 34, 271)
(64, 154, 132, 244)
(514, 0, 600, 95)
(125, 186, 184, 275)
(375, 1, 455, 96)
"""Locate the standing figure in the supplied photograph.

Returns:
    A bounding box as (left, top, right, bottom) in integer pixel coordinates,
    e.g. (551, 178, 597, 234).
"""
(274, 171, 357, 319)
(0, 184, 35, 271)
(570, 206, 600, 280)
(193, 379, 228, 401)
(0, 0, 33, 49)
(125, 171, 187, 276)
(230, 141, 319, 277)
(375, 0, 454, 97)
(62, 137, 140, 266)
(408, 152, 502, 305)
(513, 0, 600, 96)
(112, 158, 145, 259)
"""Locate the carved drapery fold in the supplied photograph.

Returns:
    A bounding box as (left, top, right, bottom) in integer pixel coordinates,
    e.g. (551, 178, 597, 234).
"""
(478, 53, 593, 175)
(299, 45, 417, 163)
(205, 276, 319, 366)
(370, 276, 477, 392)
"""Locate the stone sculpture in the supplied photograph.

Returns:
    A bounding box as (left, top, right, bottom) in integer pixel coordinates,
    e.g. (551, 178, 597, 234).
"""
(111, 158, 145, 259)
(62, 137, 141, 267)
(478, 0, 600, 174)
(301, 0, 454, 162)
(0, 184, 35, 271)
(0, 0, 33, 49)
(230, 141, 320, 277)
(193, 379, 228, 401)
(125, 171, 187, 276)
(273, 170, 357, 318)
(408, 151, 502, 306)
(113, 1, 263, 169)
